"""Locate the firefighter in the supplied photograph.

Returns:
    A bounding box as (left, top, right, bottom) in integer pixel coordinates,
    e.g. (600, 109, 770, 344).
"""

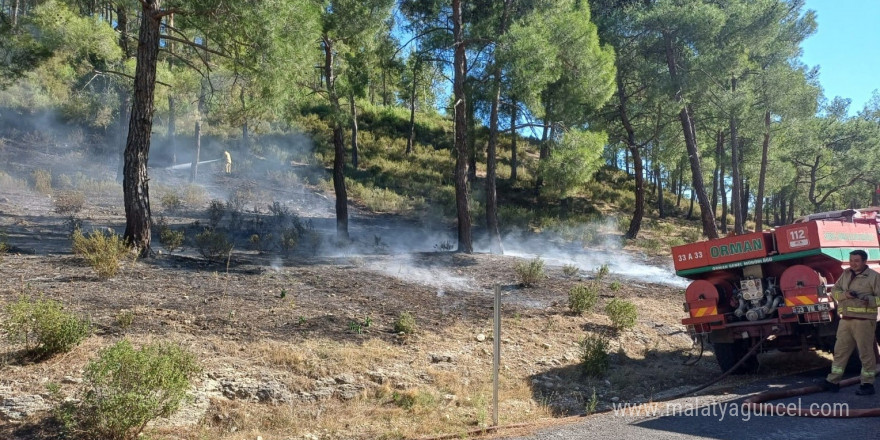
(224, 151, 232, 174)
(819, 249, 879, 396)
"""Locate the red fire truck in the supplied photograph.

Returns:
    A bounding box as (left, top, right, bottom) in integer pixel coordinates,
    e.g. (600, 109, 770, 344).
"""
(672, 208, 880, 373)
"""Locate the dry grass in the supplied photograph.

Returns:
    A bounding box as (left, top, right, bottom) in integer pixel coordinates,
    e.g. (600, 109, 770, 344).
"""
(53, 190, 86, 214)
(31, 168, 53, 194)
(0, 170, 28, 189)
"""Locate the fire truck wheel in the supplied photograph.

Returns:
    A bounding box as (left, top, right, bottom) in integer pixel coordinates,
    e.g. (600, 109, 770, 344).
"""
(713, 341, 759, 375)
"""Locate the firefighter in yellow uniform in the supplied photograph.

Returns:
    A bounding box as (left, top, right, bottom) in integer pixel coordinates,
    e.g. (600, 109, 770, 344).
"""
(820, 249, 879, 396)
(224, 151, 232, 174)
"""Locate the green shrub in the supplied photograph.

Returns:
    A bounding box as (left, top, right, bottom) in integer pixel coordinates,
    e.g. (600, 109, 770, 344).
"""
(580, 334, 610, 377)
(194, 229, 233, 262)
(3, 295, 91, 357)
(75, 340, 200, 440)
(115, 310, 134, 330)
(280, 227, 300, 254)
(54, 190, 85, 214)
(595, 263, 610, 281)
(514, 257, 545, 287)
(610, 281, 622, 291)
(585, 388, 599, 414)
(391, 389, 436, 410)
(159, 192, 184, 212)
(249, 233, 273, 253)
(72, 229, 130, 278)
(562, 264, 579, 277)
(394, 311, 417, 335)
(682, 227, 703, 243)
(207, 200, 226, 228)
(156, 219, 184, 252)
(568, 283, 599, 315)
(605, 299, 638, 331)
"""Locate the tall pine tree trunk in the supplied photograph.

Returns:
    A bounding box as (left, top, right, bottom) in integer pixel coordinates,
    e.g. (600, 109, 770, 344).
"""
(239, 88, 249, 154)
(466, 86, 477, 184)
(323, 36, 349, 241)
(509, 98, 518, 181)
(123, 0, 165, 256)
(729, 78, 744, 234)
(486, 73, 503, 254)
(484, 0, 511, 255)
(755, 110, 770, 230)
(115, 2, 130, 183)
(405, 59, 418, 155)
(166, 13, 176, 164)
(676, 162, 684, 207)
(617, 75, 644, 240)
(663, 32, 717, 238)
(452, 0, 472, 253)
(190, 119, 201, 183)
(655, 162, 664, 218)
(349, 93, 359, 169)
(716, 129, 728, 234)
(11, 0, 19, 26)
(688, 189, 695, 220)
(535, 117, 550, 191)
(711, 130, 722, 214)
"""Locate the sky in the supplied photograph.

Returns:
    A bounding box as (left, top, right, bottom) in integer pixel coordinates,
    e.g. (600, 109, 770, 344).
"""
(800, 0, 880, 113)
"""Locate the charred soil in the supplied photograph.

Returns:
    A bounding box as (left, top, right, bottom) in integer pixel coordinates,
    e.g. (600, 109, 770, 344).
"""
(0, 142, 832, 439)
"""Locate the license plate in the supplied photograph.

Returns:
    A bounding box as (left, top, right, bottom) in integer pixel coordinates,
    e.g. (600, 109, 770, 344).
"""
(793, 303, 830, 314)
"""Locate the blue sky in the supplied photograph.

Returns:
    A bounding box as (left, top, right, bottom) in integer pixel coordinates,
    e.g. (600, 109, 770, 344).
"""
(800, 0, 880, 113)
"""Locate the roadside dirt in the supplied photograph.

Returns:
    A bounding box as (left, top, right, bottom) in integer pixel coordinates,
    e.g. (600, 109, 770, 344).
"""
(0, 141, 833, 439)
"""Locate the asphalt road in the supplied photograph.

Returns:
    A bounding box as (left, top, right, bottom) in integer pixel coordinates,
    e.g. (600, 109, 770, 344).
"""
(503, 369, 880, 440)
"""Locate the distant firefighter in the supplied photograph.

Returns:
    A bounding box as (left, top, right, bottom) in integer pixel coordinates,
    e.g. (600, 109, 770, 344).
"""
(224, 151, 232, 174)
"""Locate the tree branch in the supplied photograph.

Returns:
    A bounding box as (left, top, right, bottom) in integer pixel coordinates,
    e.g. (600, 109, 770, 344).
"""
(95, 69, 172, 88)
(159, 47, 207, 78)
(160, 34, 227, 58)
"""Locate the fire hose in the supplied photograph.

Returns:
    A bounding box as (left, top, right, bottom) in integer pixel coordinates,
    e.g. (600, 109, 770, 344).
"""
(740, 336, 880, 418)
(741, 366, 880, 417)
(417, 334, 879, 439)
(683, 333, 880, 418)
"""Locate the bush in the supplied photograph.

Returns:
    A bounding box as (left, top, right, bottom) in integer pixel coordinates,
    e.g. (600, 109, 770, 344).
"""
(181, 184, 208, 208)
(562, 264, 579, 277)
(514, 257, 545, 287)
(610, 281, 622, 291)
(3, 295, 91, 357)
(595, 263, 610, 281)
(75, 340, 200, 440)
(115, 310, 134, 330)
(605, 299, 638, 331)
(568, 283, 599, 315)
(207, 200, 226, 228)
(54, 190, 85, 214)
(391, 389, 436, 410)
(32, 169, 53, 194)
(72, 229, 130, 278)
(580, 334, 610, 377)
(156, 219, 184, 252)
(194, 229, 233, 262)
(394, 311, 417, 334)
(159, 192, 184, 213)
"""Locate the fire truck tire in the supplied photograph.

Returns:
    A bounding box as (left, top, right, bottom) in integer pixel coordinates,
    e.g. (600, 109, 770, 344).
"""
(713, 341, 759, 375)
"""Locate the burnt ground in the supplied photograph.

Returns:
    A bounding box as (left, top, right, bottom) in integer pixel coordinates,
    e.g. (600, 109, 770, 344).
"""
(0, 141, 834, 439)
